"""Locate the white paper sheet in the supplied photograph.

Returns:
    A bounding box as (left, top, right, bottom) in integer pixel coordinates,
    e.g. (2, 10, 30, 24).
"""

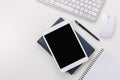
(80, 49, 120, 80)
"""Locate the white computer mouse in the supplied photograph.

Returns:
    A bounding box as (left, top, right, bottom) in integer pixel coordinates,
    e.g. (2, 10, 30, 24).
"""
(99, 14, 116, 39)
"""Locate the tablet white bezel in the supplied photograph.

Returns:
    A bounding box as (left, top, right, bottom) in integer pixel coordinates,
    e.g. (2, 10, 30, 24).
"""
(43, 21, 88, 72)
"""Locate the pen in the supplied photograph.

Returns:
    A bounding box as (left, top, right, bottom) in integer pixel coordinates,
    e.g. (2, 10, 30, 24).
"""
(75, 20, 100, 41)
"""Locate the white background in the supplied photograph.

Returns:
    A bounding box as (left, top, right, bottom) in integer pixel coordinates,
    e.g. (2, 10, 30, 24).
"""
(0, 0, 120, 80)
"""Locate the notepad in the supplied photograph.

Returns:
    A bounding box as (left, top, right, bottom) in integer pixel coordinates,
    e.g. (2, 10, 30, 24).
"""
(79, 48, 120, 80)
(37, 18, 95, 74)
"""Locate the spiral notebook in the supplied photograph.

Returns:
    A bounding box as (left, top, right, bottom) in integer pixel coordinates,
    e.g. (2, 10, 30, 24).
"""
(79, 48, 120, 80)
(37, 18, 95, 74)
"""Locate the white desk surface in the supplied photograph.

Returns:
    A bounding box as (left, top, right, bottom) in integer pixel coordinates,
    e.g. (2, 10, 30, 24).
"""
(0, 0, 120, 80)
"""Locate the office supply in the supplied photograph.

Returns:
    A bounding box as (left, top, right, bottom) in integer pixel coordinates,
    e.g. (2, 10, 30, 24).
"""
(37, 17, 95, 74)
(99, 14, 116, 39)
(79, 48, 120, 80)
(38, 0, 105, 22)
(75, 20, 100, 41)
(43, 21, 89, 72)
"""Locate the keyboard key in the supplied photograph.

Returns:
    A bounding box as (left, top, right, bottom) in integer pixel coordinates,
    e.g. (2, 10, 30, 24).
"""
(68, 2, 73, 6)
(80, 0, 84, 1)
(88, 5, 92, 9)
(55, 2, 74, 12)
(72, 4, 76, 8)
(84, 4, 88, 8)
(80, 2, 84, 6)
(80, 7, 84, 11)
(74, 9, 79, 14)
(92, 7, 99, 12)
(88, 1, 93, 5)
(76, 5, 80, 9)
(88, 10, 97, 16)
(84, 9, 88, 12)
(40, 0, 49, 3)
(49, 0, 55, 4)
(96, 0, 103, 4)
(72, 0, 76, 3)
(93, 2, 96, 6)
(96, 4, 101, 8)
(85, 0, 89, 3)
(79, 11, 83, 15)
(64, 1, 69, 4)
(83, 13, 87, 17)
(92, 0, 96, 2)
(60, 0, 64, 3)
(87, 14, 91, 19)
(76, 1, 80, 4)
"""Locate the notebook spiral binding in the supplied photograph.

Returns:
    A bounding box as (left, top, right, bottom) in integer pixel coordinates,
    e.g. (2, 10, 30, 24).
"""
(79, 48, 104, 80)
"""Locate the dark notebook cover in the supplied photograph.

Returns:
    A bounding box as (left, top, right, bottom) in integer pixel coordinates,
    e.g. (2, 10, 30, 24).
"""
(37, 18, 95, 74)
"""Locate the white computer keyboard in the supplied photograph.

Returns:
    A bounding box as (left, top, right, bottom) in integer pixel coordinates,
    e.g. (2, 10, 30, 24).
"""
(39, 0, 105, 22)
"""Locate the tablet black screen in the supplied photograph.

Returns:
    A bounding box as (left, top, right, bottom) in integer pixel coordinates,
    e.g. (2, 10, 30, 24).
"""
(44, 24, 85, 68)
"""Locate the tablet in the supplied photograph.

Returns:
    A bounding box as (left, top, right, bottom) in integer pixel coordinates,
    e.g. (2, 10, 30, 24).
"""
(43, 21, 88, 72)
